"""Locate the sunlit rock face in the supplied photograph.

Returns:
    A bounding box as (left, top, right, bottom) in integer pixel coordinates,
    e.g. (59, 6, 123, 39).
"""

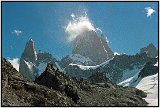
(22, 39, 37, 63)
(19, 39, 38, 81)
(72, 30, 114, 65)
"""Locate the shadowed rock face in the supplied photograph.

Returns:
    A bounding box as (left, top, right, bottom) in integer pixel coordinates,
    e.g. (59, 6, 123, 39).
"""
(34, 64, 80, 103)
(138, 61, 158, 78)
(140, 43, 158, 58)
(34, 64, 62, 91)
(72, 30, 114, 65)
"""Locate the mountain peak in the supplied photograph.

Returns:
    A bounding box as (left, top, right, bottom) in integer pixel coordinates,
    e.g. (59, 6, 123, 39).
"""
(72, 30, 114, 65)
(19, 39, 38, 81)
(23, 39, 37, 62)
(140, 43, 157, 58)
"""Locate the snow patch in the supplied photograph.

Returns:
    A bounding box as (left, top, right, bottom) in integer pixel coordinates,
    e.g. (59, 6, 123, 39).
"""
(8, 58, 19, 71)
(37, 63, 47, 75)
(24, 60, 33, 71)
(154, 62, 158, 67)
(114, 52, 120, 56)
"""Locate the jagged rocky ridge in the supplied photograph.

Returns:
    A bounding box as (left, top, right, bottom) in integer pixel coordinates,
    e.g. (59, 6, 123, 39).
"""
(140, 43, 158, 58)
(2, 57, 148, 106)
(19, 39, 60, 81)
(64, 53, 157, 83)
(19, 39, 158, 85)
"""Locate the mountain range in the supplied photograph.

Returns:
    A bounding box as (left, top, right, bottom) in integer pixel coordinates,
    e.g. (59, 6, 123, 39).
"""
(2, 30, 158, 106)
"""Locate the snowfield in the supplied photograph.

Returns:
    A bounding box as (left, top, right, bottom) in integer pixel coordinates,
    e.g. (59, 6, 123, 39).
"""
(136, 73, 158, 106)
(118, 62, 158, 106)
(24, 60, 34, 71)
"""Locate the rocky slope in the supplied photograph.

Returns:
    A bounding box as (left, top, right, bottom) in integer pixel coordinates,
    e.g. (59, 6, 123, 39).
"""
(2, 57, 148, 106)
(72, 30, 114, 65)
(2, 57, 75, 106)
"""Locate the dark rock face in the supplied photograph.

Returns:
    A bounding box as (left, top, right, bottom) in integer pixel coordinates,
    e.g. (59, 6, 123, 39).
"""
(88, 72, 112, 84)
(35, 64, 80, 103)
(35, 64, 62, 90)
(140, 43, 158, 58)
(64, 84, 80, 104)
(72, 30, 114, 65)
(138, 61, 158, 78)
(65, 65, 93, 80)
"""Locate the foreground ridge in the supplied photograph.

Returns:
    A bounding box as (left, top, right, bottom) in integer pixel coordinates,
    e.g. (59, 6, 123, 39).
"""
(2, 57, 148, 106)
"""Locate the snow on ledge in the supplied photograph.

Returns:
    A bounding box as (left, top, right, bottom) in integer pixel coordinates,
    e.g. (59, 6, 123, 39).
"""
(69, 57, 114, 70)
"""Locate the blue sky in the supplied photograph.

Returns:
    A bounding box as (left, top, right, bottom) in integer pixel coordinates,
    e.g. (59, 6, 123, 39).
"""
(2, 2, 158, 60)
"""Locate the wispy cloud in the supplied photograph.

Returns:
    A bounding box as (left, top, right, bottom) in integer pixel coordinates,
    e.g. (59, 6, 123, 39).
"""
(8, 58, 19, 71)
(65, 12, 96, 42)
(145, 7, 156, 17)
(12, 30, 22, 36)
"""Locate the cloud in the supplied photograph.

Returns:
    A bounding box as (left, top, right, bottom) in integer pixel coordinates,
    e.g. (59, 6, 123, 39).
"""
(65, 11, 96, 42)
(8, 58, 19, 71)
(12, 30, 22, 36)
(145, 7, 156, 17)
